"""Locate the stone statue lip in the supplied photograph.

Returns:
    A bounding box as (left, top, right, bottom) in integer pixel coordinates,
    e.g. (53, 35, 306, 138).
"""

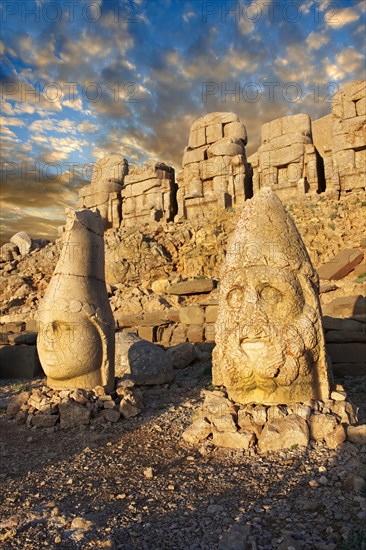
(240, 338, 269, 345)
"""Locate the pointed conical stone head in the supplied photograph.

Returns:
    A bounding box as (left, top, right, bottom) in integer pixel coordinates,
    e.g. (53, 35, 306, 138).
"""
(37, 209, 115, 392)
(212, 187, 331, 405)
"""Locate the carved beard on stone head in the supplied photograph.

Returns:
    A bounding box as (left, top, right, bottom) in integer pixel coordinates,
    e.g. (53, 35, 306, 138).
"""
(218, 265, 318, 396)
(212, 187, 331, 405)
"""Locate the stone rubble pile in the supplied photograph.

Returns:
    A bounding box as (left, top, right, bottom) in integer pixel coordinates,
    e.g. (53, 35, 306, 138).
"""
(5, 383, 144, 430)
(183, 388, 366, 452)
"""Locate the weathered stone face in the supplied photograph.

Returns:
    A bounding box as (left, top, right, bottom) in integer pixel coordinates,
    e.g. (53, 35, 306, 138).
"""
(37, 209, 115, 392)
(212, 187, 331, 405)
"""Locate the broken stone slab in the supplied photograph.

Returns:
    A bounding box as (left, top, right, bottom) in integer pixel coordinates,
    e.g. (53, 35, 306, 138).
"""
(258, 415, 309, 452)
(31, 413, 59, 428)
(223, 121, 248, 144)
(321, 295, 366, 318)
(182, 419, 212, 444)
(186, 324, 204, 343)
(0, 243, 19, 262)
(168, 278, 214, 295)
(0, 345, 42, 379)
(166, 342, 197, 369)
(115, 332, 174, 384)
(207, 138, 244, 158)
(10, 231, 33, 256)
(212, 428, 256, 450)
(317, 248, 364, 280)
(179, 306, 205, 325)
(309, 413, 345, 448)
(347, 424, 366, 444)
(59, 401, 91, 430)
(6, 391, 31, 419)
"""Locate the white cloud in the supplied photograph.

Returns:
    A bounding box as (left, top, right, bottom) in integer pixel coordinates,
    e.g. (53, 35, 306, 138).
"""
(62, 96, 84, 111)
(306, 31, 330, 50)
(77, 121, 99, 133)
(29, 118, 76, 135)
(0, 116, 25, 127)
(326, 7, 360, 29)
(183, 11, 195, 22)
(0, 126, 20, 143)
(335, 47, 364, 74)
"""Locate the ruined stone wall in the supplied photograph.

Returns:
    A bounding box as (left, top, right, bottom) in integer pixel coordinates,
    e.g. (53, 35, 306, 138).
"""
(78, 156, 128, 228)
(78, 157, 176, 229)
(176, 112, 251, 220)
(122, 163, 176, 227)
(331, 80, 366, 193)
(250, 113, 322, 199)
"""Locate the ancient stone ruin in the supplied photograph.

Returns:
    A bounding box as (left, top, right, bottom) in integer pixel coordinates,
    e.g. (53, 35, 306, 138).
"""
(212, 187, 331, 405)
(37, 209, 115, 392)
(78, 155, 128, 228)
(78, 157, 177, 229)
(176, 112, 251, 220)
(248, 113, 324, 197)
(331, 80, 366, 192)
(122, 163, 176, 227)
(75, 82, 365, 234)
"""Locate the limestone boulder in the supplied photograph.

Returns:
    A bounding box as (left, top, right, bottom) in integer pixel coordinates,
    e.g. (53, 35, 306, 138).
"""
(258, 415, 309, 452)
(115, 332, 174, 384)
(0, 243, 19, 262)
(59, 401, 91, 430)
(347, 424, 366, 444)
(10, 231, 33, 256)
(212, 428, 256, 450)
(317, 248, 364, 280)
(207, 138, 245, 158)
(166, 342, 197, 369)
(182, 419, 212, 444)
(168, 278, 214, 295)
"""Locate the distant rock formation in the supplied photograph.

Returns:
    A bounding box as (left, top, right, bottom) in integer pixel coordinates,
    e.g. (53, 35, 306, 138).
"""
(78, 157, 176, 228)
(248, 113, 324, 198)
(77, 81, 365, 230)
(176, 112, 251, 220)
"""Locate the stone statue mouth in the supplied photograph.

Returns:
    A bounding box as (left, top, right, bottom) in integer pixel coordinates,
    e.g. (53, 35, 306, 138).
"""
(240, 337, 269, 346)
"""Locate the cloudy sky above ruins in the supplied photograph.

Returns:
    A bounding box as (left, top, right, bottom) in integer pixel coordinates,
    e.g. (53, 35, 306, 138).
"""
(0, 0, 365, 242)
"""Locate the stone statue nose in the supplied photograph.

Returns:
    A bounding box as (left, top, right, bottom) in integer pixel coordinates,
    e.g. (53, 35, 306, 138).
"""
(246, 287, 259, 304)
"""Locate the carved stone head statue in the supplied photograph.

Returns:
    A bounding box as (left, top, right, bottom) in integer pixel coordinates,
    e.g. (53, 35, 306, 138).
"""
(212, 187, 331, 405)
(37, 209, 115, 392)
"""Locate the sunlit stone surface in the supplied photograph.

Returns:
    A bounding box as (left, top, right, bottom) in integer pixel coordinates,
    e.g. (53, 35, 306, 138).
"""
(212, 187, 331, 405)
(37, 209, 115, 392)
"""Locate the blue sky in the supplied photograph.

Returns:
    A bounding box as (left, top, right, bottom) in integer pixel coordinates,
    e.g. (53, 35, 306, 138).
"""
(0, 0, 365, 242)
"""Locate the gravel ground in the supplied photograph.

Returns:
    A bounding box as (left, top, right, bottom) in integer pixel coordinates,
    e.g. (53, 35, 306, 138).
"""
(0, 366, 365, 550)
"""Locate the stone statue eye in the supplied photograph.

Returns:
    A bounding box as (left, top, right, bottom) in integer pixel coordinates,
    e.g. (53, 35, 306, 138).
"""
(227, 288, 243, 307)
(260, 286, 282, 304)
